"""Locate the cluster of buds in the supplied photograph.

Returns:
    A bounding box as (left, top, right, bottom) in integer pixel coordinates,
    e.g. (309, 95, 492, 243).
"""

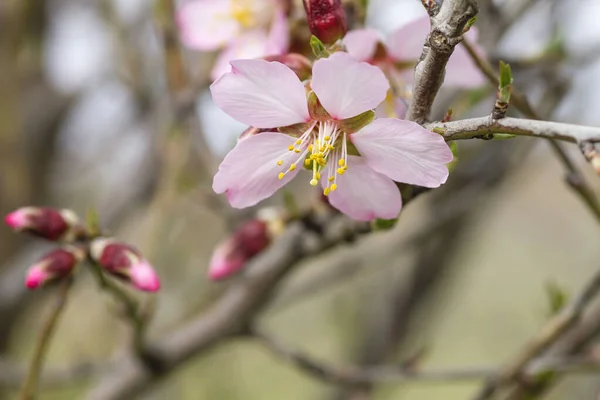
(4, 206, 160, 292)
(90, 239, 160, 292)
(302, 0, 347, 45)
(208, 208, 286, 280)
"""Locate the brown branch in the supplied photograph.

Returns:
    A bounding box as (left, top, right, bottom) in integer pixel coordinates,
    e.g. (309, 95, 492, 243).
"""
(85, 215, 371, 400)
(252, 329, 600, 386)
(406, 0, 479, 123)
(0, 359, 109, 389)
(471, 264, 600, 400)
(18, 279, 72, 400)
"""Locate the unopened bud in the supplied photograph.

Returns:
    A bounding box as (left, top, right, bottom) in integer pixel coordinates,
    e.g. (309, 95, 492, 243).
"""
(263, 53, 312, 80)
(25, 247, 84, 289)
(209, 208, 285, 280)
(90, 238, 160, 292)
(4, 207, 82, 241)
(303, 0, 347, 44)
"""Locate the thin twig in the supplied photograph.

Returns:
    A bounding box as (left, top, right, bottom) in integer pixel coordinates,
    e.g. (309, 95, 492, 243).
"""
(18, 279, 72, 400)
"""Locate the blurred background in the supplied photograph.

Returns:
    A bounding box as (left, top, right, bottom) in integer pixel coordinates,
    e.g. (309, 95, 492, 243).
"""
(2, 0, 600, 399)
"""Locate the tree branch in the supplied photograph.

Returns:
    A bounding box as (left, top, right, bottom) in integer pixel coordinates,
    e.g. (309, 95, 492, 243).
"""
(406, 0, 479, 123)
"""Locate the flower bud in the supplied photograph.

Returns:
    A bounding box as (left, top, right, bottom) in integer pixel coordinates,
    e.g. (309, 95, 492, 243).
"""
(4, 207, 82, 241)
(209, 208, 285, 280)
(90, 238, 160, 292)
(303, 0, 347, 44)
(263, 53, 312, 80)
(25, 247, 84, 289)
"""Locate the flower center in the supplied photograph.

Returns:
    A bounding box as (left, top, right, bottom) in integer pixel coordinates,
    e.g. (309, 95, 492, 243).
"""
(276, 121, 349, 196)
(230, 0, 255, 28)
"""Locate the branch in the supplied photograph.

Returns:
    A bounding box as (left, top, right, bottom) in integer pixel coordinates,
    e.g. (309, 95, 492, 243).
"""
(427, 116, 600, 143)
(471, 263, 600, 400)
(252, 329, 600, 386)
(85, 215, 370, 400)
(0, 359, 108, 389)
(406, 0, 479, 123)
(18, 279, 72, 400)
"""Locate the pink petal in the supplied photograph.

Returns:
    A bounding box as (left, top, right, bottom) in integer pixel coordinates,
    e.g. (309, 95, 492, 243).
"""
(177, 0, 239, 51)
(375, 94, 408, 119)
(343, 29, 380, 61)
(325, 156, 402, 221)
(311, 52, 389, 119)
(352, 118, 453, 188)
(25, 267, 48, 290)
(208, 246, 245, 280)
(210, 30, 270, 81)
(213, 132, 301, 208)
(210, 59, 310, 128)
(265, 9, 289, 54)
(387, 16, 430, 62)
(129, 261, 161, 292)
(445, 28, 487, 88)
(4, 209, 28, 229)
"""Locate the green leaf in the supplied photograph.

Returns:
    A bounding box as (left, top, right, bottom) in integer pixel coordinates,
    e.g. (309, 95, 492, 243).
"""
(310, 35, 327, 58)
(339, 110, 375, 134)
(372, 218, 398, 231)
(498, 61, 513, 104)
(464, 16, 477, 32)
(86, 207, 100, 236)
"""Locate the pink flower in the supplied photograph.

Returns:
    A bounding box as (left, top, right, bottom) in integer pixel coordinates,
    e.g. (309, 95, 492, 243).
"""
(90, 238, 160, 292)
(25, 247, 84, 290)
(344, 16, 486, 89)
(4, 207, 82, 241)
(177, 0, 289, 80)
(210, 52, 453, 221)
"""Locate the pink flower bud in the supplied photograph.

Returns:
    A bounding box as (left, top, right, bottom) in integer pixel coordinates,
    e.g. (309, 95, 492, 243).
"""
(303, 0, 347, 44)
(90, 239, 160, 292)
(4, 207, 82, 241)
(25, 247, 84, 289)
(263, 53, 312, 80)
(209, 208, 286, 280)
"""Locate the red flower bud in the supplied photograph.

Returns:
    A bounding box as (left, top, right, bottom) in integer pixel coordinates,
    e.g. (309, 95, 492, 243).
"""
(25, 247, 84, 289)
(5, 207, 82, 241)
(303, 0, 347, 44)
(90, 239, 160, 292)
(263, 53, 313, 80)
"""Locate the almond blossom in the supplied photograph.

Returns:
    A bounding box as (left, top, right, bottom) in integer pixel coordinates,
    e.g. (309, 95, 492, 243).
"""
(210, 52, 453, 221)
(344, 15, 486, 118)
(177, 0, 289, 80)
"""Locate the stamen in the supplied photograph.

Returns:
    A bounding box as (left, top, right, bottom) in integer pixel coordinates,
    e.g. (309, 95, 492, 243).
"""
(295, 139, 302, 145)
(338, 159, 345, 167)
(310, 179, 318, 186)
(288, 145, 294, 151)
(277, 160, 283, 166)
(289, 164, 296, 171)
(323, 187, 330, 196)
(330, 184, 337, 191)
(328, 176, 334, 182)
(278, 172, 285, 180)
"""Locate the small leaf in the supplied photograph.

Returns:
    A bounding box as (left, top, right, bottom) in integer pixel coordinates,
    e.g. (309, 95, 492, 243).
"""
(339, 110, 375, 133)
(498, 61, 513, 104)
(372, 218, 398, 231)
(86, 207, 100, 236)
(310, 35, 327, 58)
(464, 16, 477, 32)
(432, 127, 446, 134)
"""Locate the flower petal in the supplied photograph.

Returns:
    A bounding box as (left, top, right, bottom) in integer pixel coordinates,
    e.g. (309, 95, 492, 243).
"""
(265, 9, 289, 54)
(177, 0, 239, 51)
(213, 132, 301, 208)
(210, 31, 270, 81)
(352, 118, 453, 188)
(211, 59, 310, 128)
(311, 52, 389, 120)
(445, 28, 487, 88)
(325, 156, 402, 221)
(343, 29, 380, 61)
(387, 16, 430, 62)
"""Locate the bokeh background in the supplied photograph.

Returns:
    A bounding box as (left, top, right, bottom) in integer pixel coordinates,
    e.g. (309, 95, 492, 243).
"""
(2, 0, 600, 399)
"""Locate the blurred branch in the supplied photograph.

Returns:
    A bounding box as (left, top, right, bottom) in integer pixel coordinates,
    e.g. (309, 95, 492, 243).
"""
(406, 0, 479, 123)
(428, 116, 600, 143)
(472, 263, 600, 400)
(0, 359, 109, 389)
(85, 214, 371, 400)
(252, 329, 600, 386)
(18, 279, 72, 400)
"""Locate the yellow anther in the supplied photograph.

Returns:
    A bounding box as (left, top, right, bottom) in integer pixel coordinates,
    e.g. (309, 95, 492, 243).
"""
(338, 159, 346, 167)
(320, 146, 325, 152)
(289, 164, 296, 171)
(294, 148, 301, 153)
(278, 172, 285, 180)
(337, 167, 345, 175)
(324, 136, 331, 141)
(288, 145, 294, 151)
(315, 172, 321, 180)
(328, 176, 334, 182)
(277, 160, 283, 166)
(310, 179, 318, 186)
(344, 165, 348, 170)
(323, 187, 331, 196)
(327, 144, 335, 151)
(318, 159, 326, 166)
(308, 144, 313, 151)
(330, 183, 337, 191)
(304, 159, 311, 166)
(295, 139, 302, 145)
